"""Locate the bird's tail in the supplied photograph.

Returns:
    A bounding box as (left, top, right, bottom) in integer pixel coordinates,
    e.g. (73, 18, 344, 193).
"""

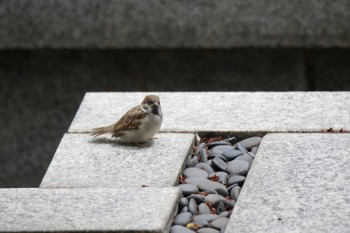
(91, 125, 114, 137)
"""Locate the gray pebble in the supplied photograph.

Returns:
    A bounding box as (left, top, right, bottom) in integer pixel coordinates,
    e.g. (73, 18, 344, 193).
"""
(211, 217, 229, 230)
(237, 136, 262, 149)
(209, 172, 228, 184)
(174, 212, 193, 226)
(194, 142, 207, 158)
(198, 203, 211, 215)
(171, 225, 195, 233)
(207, 141, 231, 149)
(230, 185, 241, 200)
(198, 228, 220, 233)
(195, 163, 215, 174)
(180, 197, 189, 208)
(180, 206, 188, 213)
(204, 194, 226, 205)
(206, 159, 213, 166)
(188, 198, 198, 215)
(187, 156, 199, 168)
(235, 142, 248, 153)
(179, 184, 199, 195)
(215, 201, 226, 215)
(226, 160, 250, 176)
(213, 199, 235, 208)
(212, 157, 227, 171)
(222, 149, 243, 160)
(227, 175, 246, 186)
(215, 187, 229, 197)
(185, 177, 207, 186)
(208, 154, 228, 162)
(219, 211, 231, 218)
(197, 179, 226, 192)
(235, 153, 254, 165)
(184, 167, 209, 178)
(187, 194, 205, 204)
(250, 146, 259, 154)
(200, 148, 208, 162)
(193, 214, 219, 223)
(209, 145, 234, 157)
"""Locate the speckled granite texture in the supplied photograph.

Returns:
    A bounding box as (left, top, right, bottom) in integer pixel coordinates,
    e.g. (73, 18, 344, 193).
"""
(1, 0, 349, 48)
(0, 187, 180, 232)
(226, 133, 350, 233)
(41, 133, 194, 188)
(69, 92, 350, 133)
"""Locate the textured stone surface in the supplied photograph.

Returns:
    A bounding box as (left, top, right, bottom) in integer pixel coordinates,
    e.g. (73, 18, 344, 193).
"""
(69, 92, 350, 133)
(0, 49, 307, 187)
(1, 0, 349, 48)
(226, 133, 350, 233)
(0, 187, 180, 232)
(40, 133, 194, 187)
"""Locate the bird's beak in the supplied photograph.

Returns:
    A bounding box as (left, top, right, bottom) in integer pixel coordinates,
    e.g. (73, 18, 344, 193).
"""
(150, 102, 159, 107)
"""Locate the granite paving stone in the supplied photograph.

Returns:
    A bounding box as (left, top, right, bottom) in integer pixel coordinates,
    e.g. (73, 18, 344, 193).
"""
(225, 133, 350, 233)
(68, 92, 350, 133)
(0, 187, 180, 232)
(40, 133, 194, 188)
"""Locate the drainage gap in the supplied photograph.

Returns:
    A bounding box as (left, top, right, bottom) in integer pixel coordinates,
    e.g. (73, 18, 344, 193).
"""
(170, 134, 262, 233)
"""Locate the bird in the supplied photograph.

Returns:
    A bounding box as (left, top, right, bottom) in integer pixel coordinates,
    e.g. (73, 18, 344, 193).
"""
(91, 95, 163, 144)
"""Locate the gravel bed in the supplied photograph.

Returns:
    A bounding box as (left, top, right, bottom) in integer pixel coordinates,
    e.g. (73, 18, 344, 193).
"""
(171, 135, 262, 233)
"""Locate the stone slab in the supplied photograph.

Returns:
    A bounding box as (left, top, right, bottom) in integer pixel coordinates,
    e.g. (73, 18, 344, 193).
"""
(40, 133, 194, 188)
(68, 92, 350, 133)
(1, 0, 349, 48)
(225, 133, 350, 233)
(0, 187, 180, 232)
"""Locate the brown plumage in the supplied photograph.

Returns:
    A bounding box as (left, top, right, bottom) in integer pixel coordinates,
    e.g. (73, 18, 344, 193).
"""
(91, 95, 162, 143)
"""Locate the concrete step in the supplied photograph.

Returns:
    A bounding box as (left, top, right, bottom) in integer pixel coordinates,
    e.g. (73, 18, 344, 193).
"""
(69, 92, 350, 133)
(0, 187, 180, 232)
(226, 133, 350, 233)
(41, 133, 194, 188)
(1, 0, 349, 48)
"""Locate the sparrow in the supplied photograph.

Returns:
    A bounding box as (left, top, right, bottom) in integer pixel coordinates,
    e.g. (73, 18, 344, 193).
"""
(91, 95, 163, 143)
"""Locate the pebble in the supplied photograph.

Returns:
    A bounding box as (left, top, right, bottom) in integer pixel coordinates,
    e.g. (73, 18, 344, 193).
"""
(171, 225, 195, 233)
(204, 194, 226, 205)
(187, 156, 199, 168)
(212, 157, 227, 171)
(200, 148, 208, 162)
(198, 228, 220, 233)
(221, 149, 243, 160)
(186, 194, 205, 204)
(195, 163, 215, 174)
(188, 198, 198, 215)
(236, 136, 262, 149)
(209, 172, 228, 184)
(219, 211, 231, 218)
(179, 184, 199, 195)
(235, 153, 254, 165)
(235, 142, 248, 153)
(185, 177, 207, 186)
(174, 136, 260, 232)
(227, 175, 246, 186)
(215, 201, 226, 215)
(211, 217, 229, 230)
(226, 160, 250, 176)
(230, 185, 241, 200)
(174, 212, 193, 226)
(208, 145, 234, 157)
(184, 167, 209, 178)
(194, 142, 207, 158)
(215, 187, 229, 197)
(198, 203, 211, 215)
(193, 214, 219, 223)
(207, 141, 231, 149)
(197, 179, 226, 192)
(180, 197, 189, 208)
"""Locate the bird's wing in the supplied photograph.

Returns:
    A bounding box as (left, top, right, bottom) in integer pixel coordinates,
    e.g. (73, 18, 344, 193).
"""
(112, 106, 147, 136)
